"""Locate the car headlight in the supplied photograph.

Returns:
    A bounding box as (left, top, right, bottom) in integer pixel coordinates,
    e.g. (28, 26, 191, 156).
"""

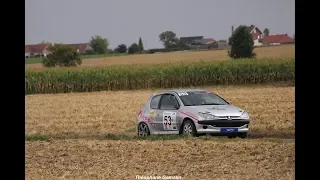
(198, 112, 219, 120)
(240, 111, 249, 119)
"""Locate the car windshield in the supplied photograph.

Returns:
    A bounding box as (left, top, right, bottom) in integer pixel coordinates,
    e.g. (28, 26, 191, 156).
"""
(178, 91, 229, 106)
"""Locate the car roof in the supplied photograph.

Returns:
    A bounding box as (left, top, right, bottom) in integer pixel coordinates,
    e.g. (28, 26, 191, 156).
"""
(168, 89, 206, 93)
(153, 89, 209, 95)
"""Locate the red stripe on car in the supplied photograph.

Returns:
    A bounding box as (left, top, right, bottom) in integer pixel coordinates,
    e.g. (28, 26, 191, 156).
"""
(179, 111, 199, 121)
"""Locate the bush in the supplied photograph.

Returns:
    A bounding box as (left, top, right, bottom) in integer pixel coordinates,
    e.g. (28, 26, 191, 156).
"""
(114, 44, 127, 53)
(89, 35, 109, 54)
(228, 25, 256, 59)
(41, 44, 82, 68)
(85, 49, 96, 55)
(26, 58, 294, 94)
(128, 43, 139, 54)
(108, 49, 114, 54)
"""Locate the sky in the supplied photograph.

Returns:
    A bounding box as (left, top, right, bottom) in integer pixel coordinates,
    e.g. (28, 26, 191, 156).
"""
(25, 0, 295, 49)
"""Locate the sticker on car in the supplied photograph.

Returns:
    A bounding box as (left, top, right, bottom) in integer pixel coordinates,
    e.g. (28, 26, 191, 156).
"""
(178, 92, 188, 96)
(149, 110, 155, 116)
(163, 111, 176, 130)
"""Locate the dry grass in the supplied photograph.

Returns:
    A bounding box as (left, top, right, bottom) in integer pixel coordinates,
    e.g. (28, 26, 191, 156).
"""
(25, 85, 294, 138)
(25, 139, 294, 180)
(25, 45, 295, 69)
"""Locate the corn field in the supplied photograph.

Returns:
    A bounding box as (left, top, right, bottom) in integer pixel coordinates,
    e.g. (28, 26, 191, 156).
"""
(25, 58, 294, 95)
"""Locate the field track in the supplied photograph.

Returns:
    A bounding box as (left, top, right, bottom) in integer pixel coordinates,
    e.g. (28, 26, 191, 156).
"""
(26, 84, 294, 139)
(25, 45, 294, 69)
(26, 84, 294, 180)
(26, 138, 294, 180)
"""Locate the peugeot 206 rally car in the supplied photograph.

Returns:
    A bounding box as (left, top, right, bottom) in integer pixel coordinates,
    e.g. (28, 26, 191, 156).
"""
(136, 89, 250, 138)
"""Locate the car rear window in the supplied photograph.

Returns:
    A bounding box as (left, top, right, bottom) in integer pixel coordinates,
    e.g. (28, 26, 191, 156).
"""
(150, 95, 161, 109)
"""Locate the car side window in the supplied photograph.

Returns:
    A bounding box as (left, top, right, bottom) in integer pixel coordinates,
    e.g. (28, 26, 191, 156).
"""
(160, 94, 179, 110)
(150, 95, 161, 109)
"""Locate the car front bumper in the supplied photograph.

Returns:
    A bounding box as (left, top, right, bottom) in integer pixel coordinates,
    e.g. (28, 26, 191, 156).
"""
(196, 119, 250, 134)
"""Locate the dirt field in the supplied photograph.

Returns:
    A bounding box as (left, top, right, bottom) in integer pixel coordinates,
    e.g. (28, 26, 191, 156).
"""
(25, 85, 295, 138)
(26, 139, 294, 180)
(26, 85, 295, 179)
(25, 45, 295, 69)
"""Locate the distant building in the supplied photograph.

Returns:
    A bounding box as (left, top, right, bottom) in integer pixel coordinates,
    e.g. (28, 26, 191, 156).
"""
(231, 24, 294, 47)
(64, 43, 92, 55)
(179, 36, 218, 49)
(232, 25, 263, 47)
(25, 44, 50, 58)
(180, 36, 204, 45)
(262, 34, 295, 45)
(25, 43, 92, 58)
(217, 40, 229, 49)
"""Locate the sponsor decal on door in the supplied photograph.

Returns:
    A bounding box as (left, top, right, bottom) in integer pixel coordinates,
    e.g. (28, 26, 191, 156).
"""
(163, 111, 177, 130)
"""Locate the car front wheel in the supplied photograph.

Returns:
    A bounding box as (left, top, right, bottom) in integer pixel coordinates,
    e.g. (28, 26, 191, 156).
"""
(137, 122, 150, 136)
(181, 120, 197, 137)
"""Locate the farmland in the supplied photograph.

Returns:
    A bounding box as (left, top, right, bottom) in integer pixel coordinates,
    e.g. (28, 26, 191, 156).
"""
(26, 139, 294, 180)
(25, 85, 295, 179)
(25, 45, 295, 179)
(25, 58, 294, 94)
(25, 85, 294, 138)
(25, 44, 294, 69)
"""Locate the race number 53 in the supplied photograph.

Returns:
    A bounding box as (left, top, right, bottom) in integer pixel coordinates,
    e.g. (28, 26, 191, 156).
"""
(163, 115, 172, 125)
(163, 111, 176, 130)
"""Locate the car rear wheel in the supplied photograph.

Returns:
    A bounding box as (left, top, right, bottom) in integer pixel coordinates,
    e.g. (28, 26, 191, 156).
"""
(238, 132, 248, 139)
(137, 122, 150, 136)
(181, 120, 197, 137)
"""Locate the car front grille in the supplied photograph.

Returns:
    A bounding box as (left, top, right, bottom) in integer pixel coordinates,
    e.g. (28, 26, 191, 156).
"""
(218, 116, 240, 119)
(212, 122, 247, 127)
(198, 120, 249, 128)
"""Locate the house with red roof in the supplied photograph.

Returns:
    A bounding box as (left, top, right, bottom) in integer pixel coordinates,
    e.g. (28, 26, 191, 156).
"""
(262, 34, 295, 45)
(25, 44, 50, 58)
(64, 43, 92, 55)
(25, 42, 92, 58)
(232, 25, 264, 47)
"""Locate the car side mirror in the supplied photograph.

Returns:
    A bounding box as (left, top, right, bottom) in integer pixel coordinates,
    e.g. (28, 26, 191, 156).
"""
(174, 104, 180, 109)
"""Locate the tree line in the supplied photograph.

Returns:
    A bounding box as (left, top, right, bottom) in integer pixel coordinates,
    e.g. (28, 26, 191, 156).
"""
(41, 26, 274, 67)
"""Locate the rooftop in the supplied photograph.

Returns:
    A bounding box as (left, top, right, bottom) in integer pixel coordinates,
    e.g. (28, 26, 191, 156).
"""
(167, 89, 206, 93)
(263, 34, 295, 43)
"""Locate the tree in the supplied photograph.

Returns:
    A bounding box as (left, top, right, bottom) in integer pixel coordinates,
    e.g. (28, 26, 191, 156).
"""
(40, 40, 52, 46)
(128, 43, 139, 54)
(176, 40, 188, 48)
(85, 49, 95, 55)
(114, 44, 127, 53)
(42, 44, 81, 67)
(108, 49, 114, 54)
(293, 33, 295, 40)
(138, 37, 144, 53)
(228, 25, 256, 59)
(159, 31, 179, 48)
(263, 28, 270, 37)
(89, 35, 109, 54)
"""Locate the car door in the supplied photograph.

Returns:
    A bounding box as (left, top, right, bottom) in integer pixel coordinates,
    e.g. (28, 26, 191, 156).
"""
(155, 93, 181, 133)
(148, 94, 163, 132)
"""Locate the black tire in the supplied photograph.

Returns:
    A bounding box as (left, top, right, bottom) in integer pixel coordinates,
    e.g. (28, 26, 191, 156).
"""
(238, 132, 248, 139)
(137, 122, 150, 136)
(181, 120, 198, 137)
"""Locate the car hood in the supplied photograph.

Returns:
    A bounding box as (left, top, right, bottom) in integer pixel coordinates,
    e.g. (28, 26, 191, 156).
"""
(185, 105, 245, 117)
